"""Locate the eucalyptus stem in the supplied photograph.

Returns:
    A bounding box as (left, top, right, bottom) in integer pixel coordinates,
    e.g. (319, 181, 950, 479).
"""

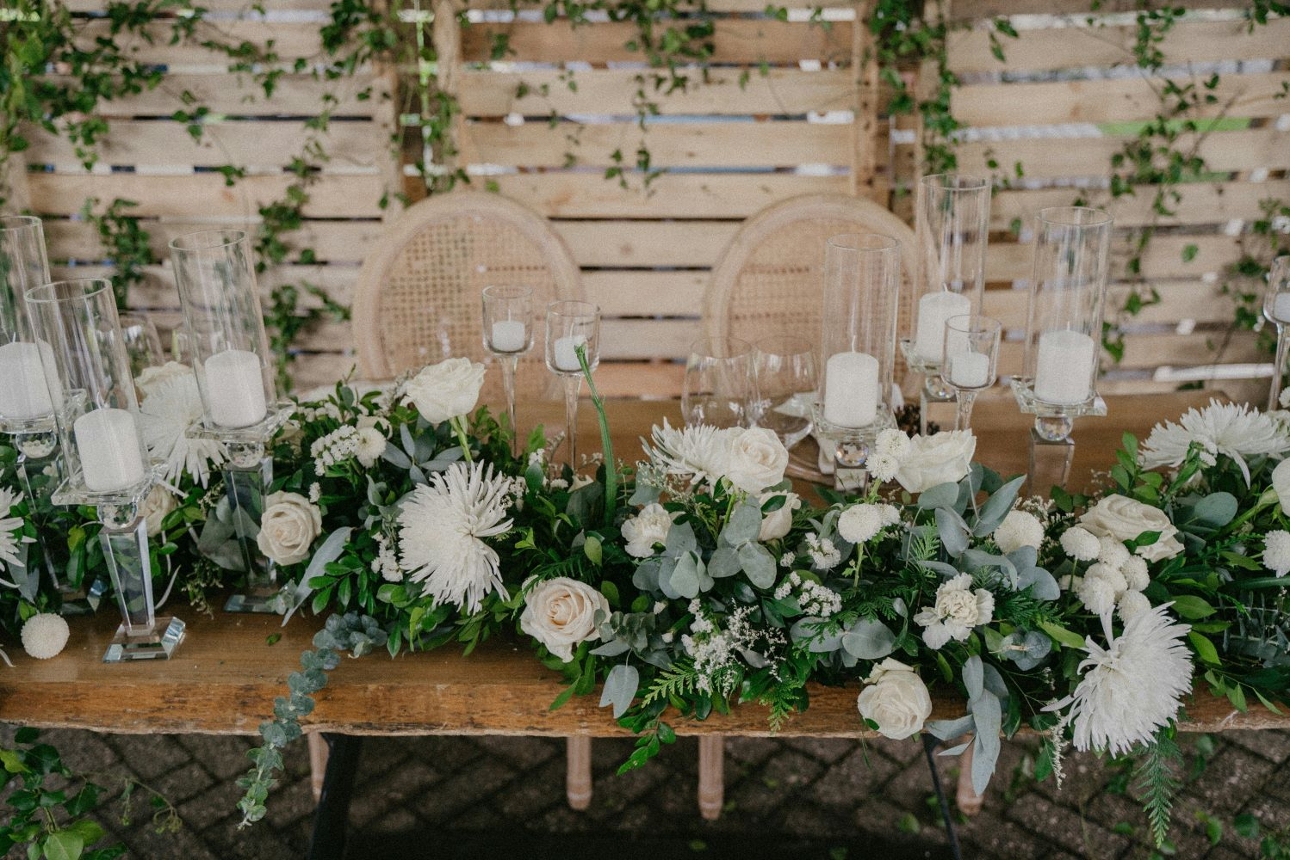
(577, 344, 617, 527)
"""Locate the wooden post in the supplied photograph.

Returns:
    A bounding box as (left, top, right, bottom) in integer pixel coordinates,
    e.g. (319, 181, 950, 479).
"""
(432, 0, 462, 183)
(566, 735, 593, 810)
(308, 732, 329, 801)
(697, 735, 725, 820)
(851, 0, 880, 202)
(1, 152, 31, 213)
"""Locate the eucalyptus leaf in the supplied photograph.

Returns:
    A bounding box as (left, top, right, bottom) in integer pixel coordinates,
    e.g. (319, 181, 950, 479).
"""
(841, 619, 896, 660)
(600, 663, 640, 719)
(916, 559, 962, 579)
(917, 482, 960, 511)
(629, 481, 662, 506)
(737, 542, 776, 589)
(938, 741, 971, 756)
(1017, 566, 1060, 601)
(963, 654, 984, 700)
(1192, 492, 1238, 529)
(791, 617, 843, 653)
(663, 521, 697, 558)
(925, 714, 975, 741)
(973, 474, 1025, 536)
(969, 692, 1002, 795)
(656, 556, 681, 599)
(709, 546, 741, 579)
(669, 552, 703, 599)
(936, 508, 970, 557)
(382, 445, 412, 469)
(981, 663, 1008, 699)
(632, 558, 661, 593)
(722, 500, 763, 546)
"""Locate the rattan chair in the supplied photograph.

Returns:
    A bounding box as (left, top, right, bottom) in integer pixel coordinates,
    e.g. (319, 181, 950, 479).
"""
(694, 193, 918, 822)
(704, 192, 919, 395)
(334, 190, 595, 811)
(352, 189, 583, 400)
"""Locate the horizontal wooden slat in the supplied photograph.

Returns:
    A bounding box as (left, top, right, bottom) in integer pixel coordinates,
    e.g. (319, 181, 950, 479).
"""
(957, 128, 1290, 181)
(463, 0, 845, 11)
(990, 180, 1290, 230)
(43, 220, 384, 265)
(585, 271, 706, 316)
(38, 74, 383, 117)
(948, 0, 1251, 19)
(461, 19, 852, 65)
(955, 72, 1290, 127)
(50, 264, 359, 308)
(600, 318, 702, 359)
(589, 362, 687, 399)
(27, 173, 387, 219)
(986, 234, 1249, 282)
(556, 220, 739, 267)
(983, 279, 1241, 329)
(459, 68, 857, 116)
(461, 120, 857, 168)
(290, 352, 361, 390)
(948, 17, 1290, 74)
(74, 20, 326, 65)
(26, 121, 389, 170)
(494, 173, 850, 218)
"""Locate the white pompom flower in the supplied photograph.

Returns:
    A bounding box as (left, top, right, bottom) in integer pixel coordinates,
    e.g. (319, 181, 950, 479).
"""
(994, 510, 1044, 554)
(1060, 526, 1101, 562)
(21, 613, 70, 660)
(1263, 530, 1290, 578)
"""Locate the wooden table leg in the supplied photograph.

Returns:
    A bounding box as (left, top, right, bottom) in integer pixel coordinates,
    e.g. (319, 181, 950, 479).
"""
(308, 733, 329, 802)
(697, 735, 724, 820)
(956, 741, 984, 815)
(307, 734, 363, 860)
(566, 736, 592, 810)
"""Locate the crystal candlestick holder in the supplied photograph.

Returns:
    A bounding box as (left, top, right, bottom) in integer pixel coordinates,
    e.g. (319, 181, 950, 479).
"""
(1014, 206, 1113, 497)
(545, 300, 600, 468)
(26, 278, 183, 661)
(171, 229, 288, 612)
(482, 285, 534, 456)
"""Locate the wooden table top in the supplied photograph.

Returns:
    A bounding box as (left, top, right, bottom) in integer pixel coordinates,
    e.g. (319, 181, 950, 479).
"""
(2, 390, 1281, 738)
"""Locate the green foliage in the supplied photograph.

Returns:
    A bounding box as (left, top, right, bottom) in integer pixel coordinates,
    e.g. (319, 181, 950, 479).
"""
(1132, 729, 1183, 849)
(80, 197, 151, 311)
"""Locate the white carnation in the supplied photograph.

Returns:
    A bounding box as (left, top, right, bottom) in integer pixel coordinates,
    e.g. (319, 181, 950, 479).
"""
(355, 426, 387, 468)
(913, 573, 994, 650)
(621, 503, 678, 558)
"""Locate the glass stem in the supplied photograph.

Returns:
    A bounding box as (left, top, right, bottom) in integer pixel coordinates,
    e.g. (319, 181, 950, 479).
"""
(954, 390, 978, 432)
(501, 353, 519, 457)
(224, 457, 275, 592)
(1271, 324, 1289, 411)
(101, 517, 154, 636)
(563, 374, 581, 468)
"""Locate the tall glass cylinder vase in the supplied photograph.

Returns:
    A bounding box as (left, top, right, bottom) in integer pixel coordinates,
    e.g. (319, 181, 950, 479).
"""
(26, 279, 183, 661)
(0, 215, 79, 602)
(1011, 207, 1113, 496)
(171, 230, 289, 613)
(902, 175, 991, 435)
(812, 234, 901, 491)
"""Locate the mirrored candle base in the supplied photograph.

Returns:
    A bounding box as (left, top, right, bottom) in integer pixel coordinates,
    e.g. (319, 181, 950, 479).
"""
(811, 406, 896, 493)
(103, 616, 186, 663)
(1027, 428, 1075, 499)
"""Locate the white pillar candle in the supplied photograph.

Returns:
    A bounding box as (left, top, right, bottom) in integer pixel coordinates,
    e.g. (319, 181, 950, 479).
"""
(823, 351, 879, 427)
(1274, 293, 1290, 322)
(204, 349, 268, 428)
(948, 352, 991, 389)
(0, 340, 61, 419)
(74, 408, 146, 492)
(553, 335, 587, 372)
(914, 290, 971, 363)
(1033, 329, 1097, 405)
(490, 320, 527, 353)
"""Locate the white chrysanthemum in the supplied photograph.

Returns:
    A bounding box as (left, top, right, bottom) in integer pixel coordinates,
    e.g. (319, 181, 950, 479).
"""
(867, 452, 901, 484)
(1076, 573, 1118, 617)
(355, 426, 387, 468)
(138, 373, 226, 487)
(875, 428, 910, 461)
(21, 613, 70, 660)
(645, 419, 733, 488)
(0, 487, 30, 570)
(837, 503, 897, 544)
(398, 461, 515, 613)
(1122, 556, 1150, 591)
(994, 510, 1044, 554)
(1097, 535, 1131, 570)
(914, 573, 994, 650)
(1060, 526, 1101, 562)
(1117, 590, 1152, 622)
(1263, 530, 1290, 577)
(1057, 605, 1192, 757)
(1140, 399, 1290, 484)
(1281, 388, 1290, 410)
(1086, 562, 1127, 594)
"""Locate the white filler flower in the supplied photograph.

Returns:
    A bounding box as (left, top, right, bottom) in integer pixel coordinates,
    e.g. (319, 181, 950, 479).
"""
(1056, 605, 1192, 757)
(399, 461, 515, 613)
(914, 573, 994, 650)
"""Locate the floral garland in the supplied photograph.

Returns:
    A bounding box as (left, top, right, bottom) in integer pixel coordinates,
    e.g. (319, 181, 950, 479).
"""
(3, 358, 1290, 847)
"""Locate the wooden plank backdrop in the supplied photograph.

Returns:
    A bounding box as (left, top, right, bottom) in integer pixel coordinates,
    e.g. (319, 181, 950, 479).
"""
(10, 2, 1289, 400)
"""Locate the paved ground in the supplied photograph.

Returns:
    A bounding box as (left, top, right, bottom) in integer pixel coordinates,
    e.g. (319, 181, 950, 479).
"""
(5, 724, 1289, 858)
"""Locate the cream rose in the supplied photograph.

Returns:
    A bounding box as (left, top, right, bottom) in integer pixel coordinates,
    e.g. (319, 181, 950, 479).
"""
(141, 485, 178, 537)
(723, 427, 789, 494)
(894, 431, 976, 494)
(404, 357, 486, 424)
(519, 577, 610, 662)
(758, 491, 801, 541)
(1273, 459, 1290, 511)
(856, 658, 933, 740)
(1079, 494, 1183, 562)
(621, 503, 677, 558)
(256, 491, 323, 566)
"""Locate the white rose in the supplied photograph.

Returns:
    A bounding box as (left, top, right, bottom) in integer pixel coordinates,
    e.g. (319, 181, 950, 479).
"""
(135, 360, 193, 399)
(404, 357, 486, 424)
(894, 431, 976, 494)
(856, 658, 933, 740)
(758, 492, 801, 541)
(141, 485, 178, 537)
(723, 427, 788, 494)
(1273, 459, 1290, 510)
(621, 503, 677, 558)
(519, 577, 609, 662)
(256, 491, 323, 566)
(1079, 494, 1183, 562)
(993, 510, 1044, 554)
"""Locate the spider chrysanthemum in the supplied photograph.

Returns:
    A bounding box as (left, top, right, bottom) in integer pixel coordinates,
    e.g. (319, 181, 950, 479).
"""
(138, 373, 226, 486)
(1140, 399, 1290, 484)
(397, 461, 515, 613)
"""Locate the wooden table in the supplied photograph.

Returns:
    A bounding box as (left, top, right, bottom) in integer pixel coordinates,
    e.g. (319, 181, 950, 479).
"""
(2, 391, 1284, 859)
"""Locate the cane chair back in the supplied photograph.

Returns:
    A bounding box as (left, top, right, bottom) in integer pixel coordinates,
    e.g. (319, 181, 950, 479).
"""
(704, 193, 919, 393)
(352, 190, 582, 400)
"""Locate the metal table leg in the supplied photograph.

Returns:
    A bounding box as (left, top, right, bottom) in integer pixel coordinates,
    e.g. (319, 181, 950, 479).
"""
(922, 734, 964, 860)
(308, 733, 363, 860)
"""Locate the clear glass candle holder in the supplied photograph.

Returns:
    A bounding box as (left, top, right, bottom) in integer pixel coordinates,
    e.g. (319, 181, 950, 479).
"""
(1263, 255, 1290, 411)
(942, 314, 1001, 432)
(26, 278, 182, 661)
(682, 336, 755, 428)
(545, 300, 600, 469)
(482, 285, 534, 455)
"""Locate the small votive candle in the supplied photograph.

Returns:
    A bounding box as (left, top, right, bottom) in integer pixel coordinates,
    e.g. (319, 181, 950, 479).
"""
(823, 351, 879, 427)
(915, 290, 972, 363)
(553, 335, 587, 372)
(74, 408, 146, 492)
(1033, 329, 1096, 405)
(0, 340, 61, 419)
(948, 352, 991, 389)
(491, 320, 527, 353)
(204, 348, 268, 428)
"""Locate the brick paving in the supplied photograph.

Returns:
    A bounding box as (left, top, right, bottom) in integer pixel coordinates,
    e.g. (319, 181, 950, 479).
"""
(5, 727, 1290, 858)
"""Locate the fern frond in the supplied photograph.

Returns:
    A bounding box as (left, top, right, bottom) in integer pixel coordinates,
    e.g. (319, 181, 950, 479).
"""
(641, 661, 700, 708)
(1132, 729, 1183, 848)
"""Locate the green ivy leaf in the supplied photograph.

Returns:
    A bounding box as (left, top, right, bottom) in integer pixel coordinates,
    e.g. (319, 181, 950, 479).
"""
(42, 830, 84, 860)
